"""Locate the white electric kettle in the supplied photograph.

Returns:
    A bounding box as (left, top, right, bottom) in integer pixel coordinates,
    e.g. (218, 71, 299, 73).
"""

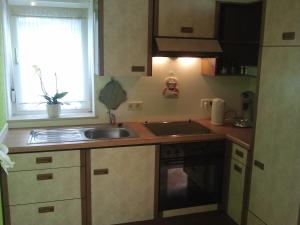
(211, 98, 225, 125)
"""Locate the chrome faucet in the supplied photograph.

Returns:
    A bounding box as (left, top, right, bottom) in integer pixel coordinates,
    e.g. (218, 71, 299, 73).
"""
(107, 110, 116, 125)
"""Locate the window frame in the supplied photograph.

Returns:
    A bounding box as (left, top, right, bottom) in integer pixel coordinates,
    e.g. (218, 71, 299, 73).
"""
(4, 2, 96, 120)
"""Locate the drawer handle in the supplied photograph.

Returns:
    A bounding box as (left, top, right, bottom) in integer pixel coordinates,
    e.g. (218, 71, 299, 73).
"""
(38, 206, 54, 213)
(254, 160, 264, 171)
(235, 149, 244, 158)
(37, 173, 53, 181)
(234, 164, 243, 174)
(131, 66, 145, 72)
(36, 157, 52, 164)
(282, 32, 295, 40)
(94, 169, 109, 175)
(181, 27, 194, 33)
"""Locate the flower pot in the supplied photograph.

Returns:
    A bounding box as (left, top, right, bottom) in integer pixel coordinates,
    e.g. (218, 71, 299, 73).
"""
(47, 104, 61, 118)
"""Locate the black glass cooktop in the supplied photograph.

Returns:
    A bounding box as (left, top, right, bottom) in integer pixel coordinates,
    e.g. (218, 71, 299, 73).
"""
(144, 121, 211, 136)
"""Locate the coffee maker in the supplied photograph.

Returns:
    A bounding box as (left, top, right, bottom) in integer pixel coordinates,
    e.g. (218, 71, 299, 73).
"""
(233, 91, 255, 128)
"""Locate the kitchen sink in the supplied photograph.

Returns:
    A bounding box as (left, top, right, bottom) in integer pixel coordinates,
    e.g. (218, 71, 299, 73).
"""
(83, 127, 137, 139)
(144, 120, 211, 136)
(28, 126, 137, 144)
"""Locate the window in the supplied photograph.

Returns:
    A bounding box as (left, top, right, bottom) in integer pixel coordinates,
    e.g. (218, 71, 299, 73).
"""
(6, 1, 94, 117)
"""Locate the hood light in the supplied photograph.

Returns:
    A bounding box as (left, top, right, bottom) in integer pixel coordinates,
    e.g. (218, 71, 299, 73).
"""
(178, 57, 198, 66)
(152, 57, 169, 65)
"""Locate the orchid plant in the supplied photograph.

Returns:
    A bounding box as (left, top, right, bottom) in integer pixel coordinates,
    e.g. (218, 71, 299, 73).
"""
(33, 65, 68, 105)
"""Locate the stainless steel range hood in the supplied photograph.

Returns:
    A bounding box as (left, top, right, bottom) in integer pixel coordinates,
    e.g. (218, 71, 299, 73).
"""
(154, 37, 222, 58)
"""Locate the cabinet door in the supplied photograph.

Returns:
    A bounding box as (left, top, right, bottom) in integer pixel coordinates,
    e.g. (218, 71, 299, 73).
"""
(263, 0, 300, 46)
(102, 0, 150, 76)
(227, 159, 245, 225)
(249, 47, 300, 225)
(157, 0, 216, 38)
(91, 146, 156, 225)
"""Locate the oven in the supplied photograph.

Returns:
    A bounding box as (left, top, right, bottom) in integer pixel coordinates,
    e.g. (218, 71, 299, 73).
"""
(159, 141, 225, 216)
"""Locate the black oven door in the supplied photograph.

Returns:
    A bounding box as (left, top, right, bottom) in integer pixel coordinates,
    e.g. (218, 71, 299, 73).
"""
(159, 142, 224, 211)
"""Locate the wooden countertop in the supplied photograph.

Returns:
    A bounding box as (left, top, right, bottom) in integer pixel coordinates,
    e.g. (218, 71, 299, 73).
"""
(3, 119, 253, 154)
(195, 119, 253, 150)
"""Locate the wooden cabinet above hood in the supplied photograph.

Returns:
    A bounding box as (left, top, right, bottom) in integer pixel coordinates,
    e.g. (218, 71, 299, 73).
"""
(153, 0, 220, 57)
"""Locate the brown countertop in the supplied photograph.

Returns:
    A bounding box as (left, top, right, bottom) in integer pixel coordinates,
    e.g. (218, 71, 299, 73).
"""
(196, 119, 253, 150)
(3, 119, 253, 154)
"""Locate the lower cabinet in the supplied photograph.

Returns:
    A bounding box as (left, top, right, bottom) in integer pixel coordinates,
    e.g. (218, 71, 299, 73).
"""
(91, 145, 156, 225)
(227, 143, 248, 225)
(3, 150, 84, 225)
(227, 159, 245, 225)
(9, 199, 82, 225)
(7, 167, 81, 205)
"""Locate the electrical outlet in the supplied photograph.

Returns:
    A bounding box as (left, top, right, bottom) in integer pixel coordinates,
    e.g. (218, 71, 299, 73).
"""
(200, 99, 213, 109)
(128, 101, 143, 111)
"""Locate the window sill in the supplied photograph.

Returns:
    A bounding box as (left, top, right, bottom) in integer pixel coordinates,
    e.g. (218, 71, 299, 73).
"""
(8, 112, 97, 122)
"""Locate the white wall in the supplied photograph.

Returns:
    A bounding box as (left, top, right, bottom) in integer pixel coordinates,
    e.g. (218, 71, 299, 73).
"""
(8, 57, 255, 128)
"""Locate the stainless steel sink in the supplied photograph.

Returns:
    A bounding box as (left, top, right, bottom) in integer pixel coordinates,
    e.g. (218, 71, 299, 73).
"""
(83, 127, 136, 139)
(28, 126, 137, 144)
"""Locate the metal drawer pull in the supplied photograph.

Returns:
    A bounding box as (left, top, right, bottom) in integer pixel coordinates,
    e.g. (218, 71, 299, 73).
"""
(254, 160, 264, 170)
(131, 66, 145, 72)
(36, 157, 52, 164)
(37, 173, 53, 181)
(181, 27, 194, 33)
(282, 32, 295, 40)
(235, 149, 244, 158)
(38, 206, 54, 213)
(234, 164, 243, 174)
(94, 169, 109, 175)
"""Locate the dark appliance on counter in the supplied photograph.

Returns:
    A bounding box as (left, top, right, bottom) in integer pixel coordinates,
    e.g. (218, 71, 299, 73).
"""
(159, 141, 225, 216)
(233, 91, 255, 128)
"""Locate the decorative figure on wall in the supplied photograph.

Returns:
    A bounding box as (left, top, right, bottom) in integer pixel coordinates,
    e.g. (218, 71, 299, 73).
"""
(162, 77, 179, 98)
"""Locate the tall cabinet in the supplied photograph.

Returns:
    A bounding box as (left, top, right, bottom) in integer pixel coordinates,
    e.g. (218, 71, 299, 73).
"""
(262, 0, 300, 46)
(248, 0, 300, 224)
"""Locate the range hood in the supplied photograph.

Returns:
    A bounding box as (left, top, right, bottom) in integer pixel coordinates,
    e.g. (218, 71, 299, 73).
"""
(154, 37, 223, 58)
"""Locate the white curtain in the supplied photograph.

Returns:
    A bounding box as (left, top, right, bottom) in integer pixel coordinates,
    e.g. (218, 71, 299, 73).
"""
(14, 14, 90, 111)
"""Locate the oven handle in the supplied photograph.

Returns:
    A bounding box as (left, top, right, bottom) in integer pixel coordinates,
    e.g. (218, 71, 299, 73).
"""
(162, 158, 213, 166)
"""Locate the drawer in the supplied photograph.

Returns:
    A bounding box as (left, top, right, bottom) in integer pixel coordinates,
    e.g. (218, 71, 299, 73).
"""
(10, 199, 82, 225)
(7, 167, 81, 205)
(9, 150, 81, 171)
(231, 143, 248, 165)
(227, 159, 246, 225)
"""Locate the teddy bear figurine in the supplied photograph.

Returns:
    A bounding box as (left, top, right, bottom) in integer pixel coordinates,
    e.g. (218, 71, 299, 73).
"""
(162, 77, 179, 98)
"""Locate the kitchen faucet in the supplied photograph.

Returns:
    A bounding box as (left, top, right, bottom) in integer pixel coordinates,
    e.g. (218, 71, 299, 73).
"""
(107, 110, 116, 125)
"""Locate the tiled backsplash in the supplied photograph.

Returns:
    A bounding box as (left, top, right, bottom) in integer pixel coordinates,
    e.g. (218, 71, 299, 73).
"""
(95, 58, 255, 123)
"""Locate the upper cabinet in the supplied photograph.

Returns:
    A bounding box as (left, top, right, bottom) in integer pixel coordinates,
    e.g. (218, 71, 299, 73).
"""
(215, 1, 263, 76)
(263, 0, 300, 46)
(155, 0, 216, 38)
(99, 0, 152, 76)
